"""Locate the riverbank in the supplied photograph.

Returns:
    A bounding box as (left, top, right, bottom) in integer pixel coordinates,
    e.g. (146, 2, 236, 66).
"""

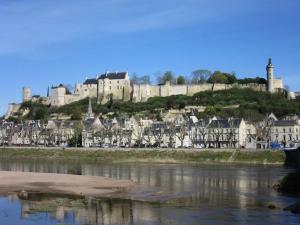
(0, 147, 285, 165)
(0, 171, 134, 197)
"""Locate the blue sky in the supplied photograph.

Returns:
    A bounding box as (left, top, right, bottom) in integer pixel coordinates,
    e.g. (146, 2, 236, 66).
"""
(0, 0, 300, 115)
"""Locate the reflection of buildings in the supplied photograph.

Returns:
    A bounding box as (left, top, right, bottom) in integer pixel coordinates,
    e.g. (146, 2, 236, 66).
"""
(18, 197, 158, 225)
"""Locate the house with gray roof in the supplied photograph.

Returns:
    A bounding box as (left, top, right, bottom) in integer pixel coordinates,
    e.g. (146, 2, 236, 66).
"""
(206, 118, 247, 148)
(271, 119, 300, 147)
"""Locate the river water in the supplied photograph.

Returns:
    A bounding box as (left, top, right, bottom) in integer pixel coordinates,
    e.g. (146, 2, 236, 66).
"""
(0, 158, 299, 225)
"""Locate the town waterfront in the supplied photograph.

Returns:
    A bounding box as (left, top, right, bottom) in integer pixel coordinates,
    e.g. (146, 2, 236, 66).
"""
(0, 156, 300, 225)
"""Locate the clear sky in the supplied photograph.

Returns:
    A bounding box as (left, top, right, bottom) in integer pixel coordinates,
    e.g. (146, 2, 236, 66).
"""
(0, 0, 299, 115)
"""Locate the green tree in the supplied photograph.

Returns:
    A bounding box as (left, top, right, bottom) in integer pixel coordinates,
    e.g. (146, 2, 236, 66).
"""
(71, 107, 82, 120)
(35, 108, 48, 120)
(68, 122, 83, 147)
(226, 73, 237, 84)
(177, 75, 186, 85)
(207, 71, 237, 84)
(208, 71, 229, 84)
(157, 71, 175, 84)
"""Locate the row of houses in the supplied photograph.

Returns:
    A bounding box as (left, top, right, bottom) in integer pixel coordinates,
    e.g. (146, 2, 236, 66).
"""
(0, 119, 78, 147)
(1, 106, 299, 149)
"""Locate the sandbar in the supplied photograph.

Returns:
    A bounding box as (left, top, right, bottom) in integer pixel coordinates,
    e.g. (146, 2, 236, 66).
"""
(0, 171, 135, 197)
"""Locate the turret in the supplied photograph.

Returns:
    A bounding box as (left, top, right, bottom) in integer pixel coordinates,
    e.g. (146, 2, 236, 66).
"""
(266, 58, 274, 93)
(23, 87, 31, 102)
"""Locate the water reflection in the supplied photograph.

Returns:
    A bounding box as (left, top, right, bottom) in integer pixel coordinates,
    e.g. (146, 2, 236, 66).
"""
(0, 159, 300, 225)
(14, 193, 161, 225)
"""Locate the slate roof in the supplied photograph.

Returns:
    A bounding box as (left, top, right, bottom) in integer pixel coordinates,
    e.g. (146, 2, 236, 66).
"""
(208, 119, 242, 129)
(84, 79, 98, 85)
(52, 84, 65, 89)
(83, 119, 95, 131)
(98, 72, 127, 80)
(274, 120, 297, 127)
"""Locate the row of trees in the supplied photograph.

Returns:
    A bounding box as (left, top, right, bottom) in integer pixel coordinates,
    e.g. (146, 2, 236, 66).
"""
(131, 70, 267, 85)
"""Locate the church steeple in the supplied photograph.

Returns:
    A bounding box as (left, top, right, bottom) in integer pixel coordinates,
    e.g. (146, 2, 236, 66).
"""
(85, 98, 95, 120)
(47, 86, 50, 97)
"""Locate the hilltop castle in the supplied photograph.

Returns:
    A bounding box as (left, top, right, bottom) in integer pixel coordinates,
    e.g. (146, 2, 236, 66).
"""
(5, 59, 294, 119)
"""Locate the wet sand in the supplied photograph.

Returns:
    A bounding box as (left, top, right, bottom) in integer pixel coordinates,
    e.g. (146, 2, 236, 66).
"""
(0, 171, 135, 197)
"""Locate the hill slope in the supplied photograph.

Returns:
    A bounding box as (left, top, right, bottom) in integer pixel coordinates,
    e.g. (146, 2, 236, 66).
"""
(11, 88, 300, 122)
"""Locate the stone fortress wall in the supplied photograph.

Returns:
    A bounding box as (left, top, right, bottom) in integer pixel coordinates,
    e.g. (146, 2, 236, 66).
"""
(50, 77, 269, 106)
(132, 82, 267, 102)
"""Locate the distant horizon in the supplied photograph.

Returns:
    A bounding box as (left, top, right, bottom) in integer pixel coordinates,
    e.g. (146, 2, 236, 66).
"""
(1, 0, 300, 115)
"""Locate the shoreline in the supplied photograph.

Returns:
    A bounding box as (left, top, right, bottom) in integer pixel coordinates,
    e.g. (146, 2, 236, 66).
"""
(0, 171, 135, 198)
(0, 147, 285, 165)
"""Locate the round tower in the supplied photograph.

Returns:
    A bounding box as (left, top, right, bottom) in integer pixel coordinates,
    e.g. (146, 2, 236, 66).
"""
(266, 58, 274, 93)
(23, 87, 31, 102)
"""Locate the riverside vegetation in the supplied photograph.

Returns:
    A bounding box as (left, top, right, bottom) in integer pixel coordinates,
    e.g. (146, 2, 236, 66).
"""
(0, 148, 285, 164)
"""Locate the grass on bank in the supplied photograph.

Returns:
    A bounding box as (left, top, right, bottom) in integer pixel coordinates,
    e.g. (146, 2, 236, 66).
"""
(0, 148, 285, 164)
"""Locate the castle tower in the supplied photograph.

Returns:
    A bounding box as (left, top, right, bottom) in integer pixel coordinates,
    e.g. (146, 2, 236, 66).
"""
(23, 87, 31, 102)
(266, 58, 274, 93)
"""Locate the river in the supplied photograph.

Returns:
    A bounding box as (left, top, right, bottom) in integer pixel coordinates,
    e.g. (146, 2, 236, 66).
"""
(0, 158, 299, 225)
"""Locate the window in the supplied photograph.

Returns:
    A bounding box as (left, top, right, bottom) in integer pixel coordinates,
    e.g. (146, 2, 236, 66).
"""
(283, 128, 286, 133)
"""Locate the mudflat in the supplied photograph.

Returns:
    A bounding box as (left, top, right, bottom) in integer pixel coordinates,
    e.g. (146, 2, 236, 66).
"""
(0, 171, 135, 197)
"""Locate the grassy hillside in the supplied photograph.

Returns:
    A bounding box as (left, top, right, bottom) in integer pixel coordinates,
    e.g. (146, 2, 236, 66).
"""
(10, 88, 300, 122)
